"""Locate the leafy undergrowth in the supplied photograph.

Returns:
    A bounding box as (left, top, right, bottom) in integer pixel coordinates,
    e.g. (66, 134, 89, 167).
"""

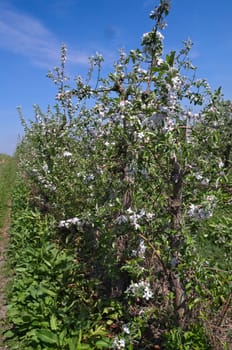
(5, 177, 113, 349)
(5, 175, 232, 349)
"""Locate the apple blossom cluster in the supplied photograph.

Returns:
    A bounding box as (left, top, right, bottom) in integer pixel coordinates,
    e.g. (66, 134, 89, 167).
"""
(131, 239, 146, 258)
(149, 0, 170, 27)
(142, 30, 164, 47)
(112, 337, 125, 349)
(218, 160, 224, 169)
(141, 28, 164, 60)
(155, 75, 185, 126)
(58, 217, 81, 229)
(122, 324, 130, 335)
(138, 239, 146, 258)
(42, 163, 49, 173)
(188, 204, 212, 220)
(63, 151, 72, 157)
(195, 172, 210, 186)
(37, 174, 56, 191)
(187, 195, 216, 220)
(125, 280, 153, 301)
(115, 208, 153, 230)
(55, 90, 79, 108)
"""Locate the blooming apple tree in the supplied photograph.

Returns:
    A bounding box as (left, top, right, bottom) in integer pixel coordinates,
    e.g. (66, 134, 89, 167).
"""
(16, 0, 231, 348)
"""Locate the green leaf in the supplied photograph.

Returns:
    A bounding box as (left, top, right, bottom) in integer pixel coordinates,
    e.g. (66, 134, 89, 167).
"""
(50, 314, 58, 331)
(3, 330, 15, 339)
(106, 319, 113, 325)
(35, 329, 58, 344)
(67, 338, 77, 350)
(95, 339, 112, 349)
(39, 285, 57, 297)
(166, 51, 176, 66)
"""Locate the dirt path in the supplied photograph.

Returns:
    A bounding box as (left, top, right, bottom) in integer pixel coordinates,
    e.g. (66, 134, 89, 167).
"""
(0, 208, 10, 349)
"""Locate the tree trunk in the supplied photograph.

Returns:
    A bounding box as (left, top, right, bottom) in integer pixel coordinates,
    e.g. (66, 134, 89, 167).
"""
(169, 154, 186, 327)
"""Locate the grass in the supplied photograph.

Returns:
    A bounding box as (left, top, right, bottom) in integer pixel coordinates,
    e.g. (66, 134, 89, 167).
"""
(0, 154, 17, 346)
(0, 154, 17, 230)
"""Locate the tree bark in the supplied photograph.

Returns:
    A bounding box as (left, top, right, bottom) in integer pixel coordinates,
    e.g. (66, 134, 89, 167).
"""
(169, 154, 186, 327)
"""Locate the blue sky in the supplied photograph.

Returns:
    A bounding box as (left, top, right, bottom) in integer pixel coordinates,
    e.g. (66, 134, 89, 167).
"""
(1, 0, 232, 155)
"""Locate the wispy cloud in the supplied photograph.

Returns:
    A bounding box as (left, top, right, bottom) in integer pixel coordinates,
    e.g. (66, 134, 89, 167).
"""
(0, 5, 89, 68)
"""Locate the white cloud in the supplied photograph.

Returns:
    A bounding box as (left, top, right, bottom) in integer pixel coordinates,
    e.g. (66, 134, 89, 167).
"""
(0, 2, 128, 75)
(0, 5, 89, 68)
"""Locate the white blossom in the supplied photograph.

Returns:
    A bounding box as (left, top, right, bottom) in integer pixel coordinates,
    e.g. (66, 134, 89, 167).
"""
(85, 174, 95, 181)
(206, 195, 216, 202)
(156, 31, 164, 41)
(68, 217, 81, 225)
(129, 213, 140, 230)
(171, 76, 182, 89)
(42, 163, 49, 172)
(157, 57, 164, 66)
(137, 131, 145, 139)
(115, 215, 128, 224)
(138, 239, 146, 258)
(187, 203, 214, 220)
(218, 160, 224, 168)
(37, 175, 56, 191)
(142, 32, 150, 41)
(58, 217, 81, 228)
(143, 285, 153, 300)
(139, 208, 146, 217)
(146, 212, 153, 220)
(201, 178, 209, 186)
(122, 324, 130, 335)
(63, 151, 72, 157)
(163, 118, 174, 132)
(113, 337, 125, 349)
(136, 68, 147, 74)
(44, 183, 56, 191)
(125, 280, 153, 301)
(195, 172, 209, 185)
(127, 208, 133, 214)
